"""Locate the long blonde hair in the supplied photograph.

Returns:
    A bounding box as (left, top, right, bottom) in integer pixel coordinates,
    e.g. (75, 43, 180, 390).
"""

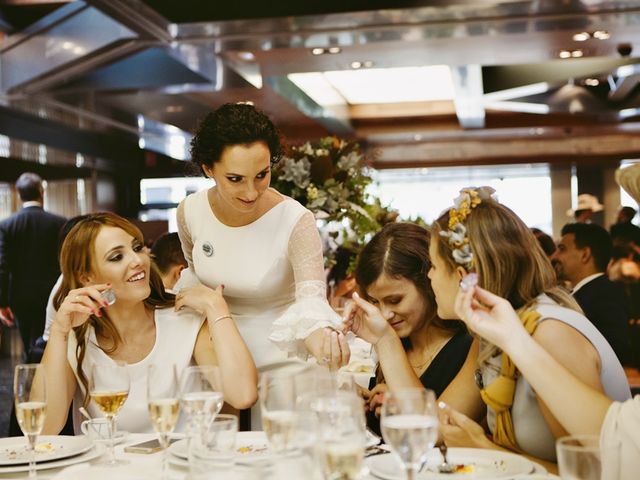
(54, 212, 174, 405)
(431, 195, 579, 360)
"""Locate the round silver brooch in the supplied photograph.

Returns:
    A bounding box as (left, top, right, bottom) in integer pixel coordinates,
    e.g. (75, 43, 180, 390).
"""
(202, 241, 214, 257)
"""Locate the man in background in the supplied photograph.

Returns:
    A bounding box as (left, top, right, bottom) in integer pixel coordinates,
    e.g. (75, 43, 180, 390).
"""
(0, 173, 65, 358)
(551, 222, 632, 365)
(151, 232, 187, 292)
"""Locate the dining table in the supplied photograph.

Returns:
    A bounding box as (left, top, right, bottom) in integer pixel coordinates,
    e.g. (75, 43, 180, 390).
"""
(0, 432, 560, 480)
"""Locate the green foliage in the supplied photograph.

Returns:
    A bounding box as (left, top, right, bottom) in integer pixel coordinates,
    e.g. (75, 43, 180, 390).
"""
(272, 137, 423, 279)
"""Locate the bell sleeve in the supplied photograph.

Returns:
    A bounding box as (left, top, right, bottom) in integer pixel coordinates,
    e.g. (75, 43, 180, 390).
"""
(268, 210, 341, 355)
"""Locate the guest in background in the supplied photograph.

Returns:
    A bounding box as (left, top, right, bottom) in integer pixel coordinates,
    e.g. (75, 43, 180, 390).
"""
(0, 172, 66, 359)
(39, 212, 256, 434)
(566, 193, 603, 223)
(344, 223, 471, 435)
(551, 222, 632, 365)
(427, 187, 629, 470)
(453, 284, 638, 480)
(530, 227, 556, 258)
(610, 206, 640, 249)
(177, 103, 348, 377)
(150, 232, 187, 292)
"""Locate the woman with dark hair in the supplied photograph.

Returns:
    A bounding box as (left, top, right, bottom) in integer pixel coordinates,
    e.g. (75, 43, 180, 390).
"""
(177, 103, 349, 380)
(344, 222, 472, 434)
(40, 212, 257, 434)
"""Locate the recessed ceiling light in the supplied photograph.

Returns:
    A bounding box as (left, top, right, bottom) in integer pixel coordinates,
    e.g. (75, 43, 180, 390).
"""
(237, 51, 255, 61)
(363, 60, 374, 68)
(584, 78, 600, 86)
(351, 61, 363, 69)
(311, 48, 325, 55)
(573, 32, 590, 42)
(236, 101, 254, 105)
(166, 105, 183, 113)
(327, 47, 341, 54)
(414, 134, 423, 141)
(593, 30, 610, 40)
(559, 50, 572, 59)
(571, 49, 584, 58)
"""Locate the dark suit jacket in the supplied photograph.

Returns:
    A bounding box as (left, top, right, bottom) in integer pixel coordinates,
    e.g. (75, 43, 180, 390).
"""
(573, 274, 632, 366)
(0, 206, 65, 342)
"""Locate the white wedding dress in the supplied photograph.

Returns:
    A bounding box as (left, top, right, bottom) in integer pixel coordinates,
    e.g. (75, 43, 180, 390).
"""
(176, 188, 341, 370)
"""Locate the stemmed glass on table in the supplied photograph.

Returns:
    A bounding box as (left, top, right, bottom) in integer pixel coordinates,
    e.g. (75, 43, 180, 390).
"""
(312, 391, 368, 480)
(147, 364, 180, 478)
(260, 370, 300, 455)
(89, 361, 130, 466)
(380, 389, 438, 480)
(13, 364, 46, 479)
(179, 365, 224, 473)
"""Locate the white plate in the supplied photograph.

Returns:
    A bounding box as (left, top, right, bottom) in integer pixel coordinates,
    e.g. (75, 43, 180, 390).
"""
(169, 432, 270, 461)
(51, 463, 156, 480)
(0, 435, 93, 466)
(0, 444, 105, 474)
(366, 448, 535, 479)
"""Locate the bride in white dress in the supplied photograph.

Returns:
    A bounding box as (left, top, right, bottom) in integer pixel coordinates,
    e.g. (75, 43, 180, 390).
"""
(177, 103, 350, 377)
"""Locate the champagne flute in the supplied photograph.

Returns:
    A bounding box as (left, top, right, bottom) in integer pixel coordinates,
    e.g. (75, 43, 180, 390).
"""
(89, 361, 130, 466)
(380, 389, 438, 480)
(13, 364, 46, 479)
(179, 365, 223, 468)
(260, 371, 299, 454)
(314, 392, 367, 480)
(148, 364, 180, 479)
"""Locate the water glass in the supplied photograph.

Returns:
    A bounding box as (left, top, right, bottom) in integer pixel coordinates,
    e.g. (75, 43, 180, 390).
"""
(557, 434, 612, 480)
(14, 364, 46, 479)
(190, 414, 239, 480)
(380, 389, 438, 480)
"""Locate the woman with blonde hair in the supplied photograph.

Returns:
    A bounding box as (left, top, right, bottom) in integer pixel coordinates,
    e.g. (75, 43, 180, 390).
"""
(427, 188, 629, 469)
(40, 212, 257, 434)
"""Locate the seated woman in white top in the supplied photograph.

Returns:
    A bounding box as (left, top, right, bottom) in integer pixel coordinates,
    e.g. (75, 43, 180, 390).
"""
(453, 283, 639, 480)
(430, 187, 630, 471)
(39, 212, 257, 434)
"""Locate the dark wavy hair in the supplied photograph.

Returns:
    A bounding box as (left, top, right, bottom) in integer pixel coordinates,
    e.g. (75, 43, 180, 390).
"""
(190, 103, 284, 175)
(355, 222, 465, 338)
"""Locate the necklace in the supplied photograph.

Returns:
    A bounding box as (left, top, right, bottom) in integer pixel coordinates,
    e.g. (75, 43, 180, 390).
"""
(409, 338, 449, 371)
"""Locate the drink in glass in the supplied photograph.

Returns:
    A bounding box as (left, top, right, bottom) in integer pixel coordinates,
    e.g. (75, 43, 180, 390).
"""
(89, 361, 130, 465)
(13, 364, 46, 479)
(381, 389, 438, 480)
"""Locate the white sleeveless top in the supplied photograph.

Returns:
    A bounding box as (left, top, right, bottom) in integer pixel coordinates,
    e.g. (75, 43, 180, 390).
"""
(481, 294, 631, 462)
(176, 188, 340, 369)
(68, 307, 203, 434)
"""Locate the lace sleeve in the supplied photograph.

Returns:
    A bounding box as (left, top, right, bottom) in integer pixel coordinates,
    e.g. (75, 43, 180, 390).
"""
(269, 210, 341, 354)
(176, 200, 194, 270)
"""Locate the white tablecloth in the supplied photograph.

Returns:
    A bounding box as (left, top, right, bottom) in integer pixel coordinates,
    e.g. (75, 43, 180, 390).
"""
(0, 433, 557, 480)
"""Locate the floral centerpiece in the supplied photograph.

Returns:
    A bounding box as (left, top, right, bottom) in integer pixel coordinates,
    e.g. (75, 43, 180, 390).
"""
(271, 136, 400, 276)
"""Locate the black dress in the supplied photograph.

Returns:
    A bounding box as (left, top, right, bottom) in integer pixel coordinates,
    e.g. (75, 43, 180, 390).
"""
(366, 330, 473, 436)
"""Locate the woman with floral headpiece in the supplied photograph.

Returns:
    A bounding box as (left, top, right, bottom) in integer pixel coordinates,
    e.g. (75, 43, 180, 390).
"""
(425, 187, 630, 470)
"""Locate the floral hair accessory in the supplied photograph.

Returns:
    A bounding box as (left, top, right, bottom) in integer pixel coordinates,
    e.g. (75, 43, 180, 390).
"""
(440, 186, 496, 270)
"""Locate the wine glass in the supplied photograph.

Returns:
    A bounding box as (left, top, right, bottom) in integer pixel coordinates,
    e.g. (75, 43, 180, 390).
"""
(147, 364, 180, 478)
(313, 392, 367, 480)
(13, 364, 46, 479)
(380, 389, 438, 480)
(89, 361, 130, 466)
(179, 365, 223, 469)
(260, 370, 299, 454)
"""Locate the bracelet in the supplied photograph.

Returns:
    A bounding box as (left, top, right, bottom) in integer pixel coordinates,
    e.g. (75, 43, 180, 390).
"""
(212, 314, 232, 325)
